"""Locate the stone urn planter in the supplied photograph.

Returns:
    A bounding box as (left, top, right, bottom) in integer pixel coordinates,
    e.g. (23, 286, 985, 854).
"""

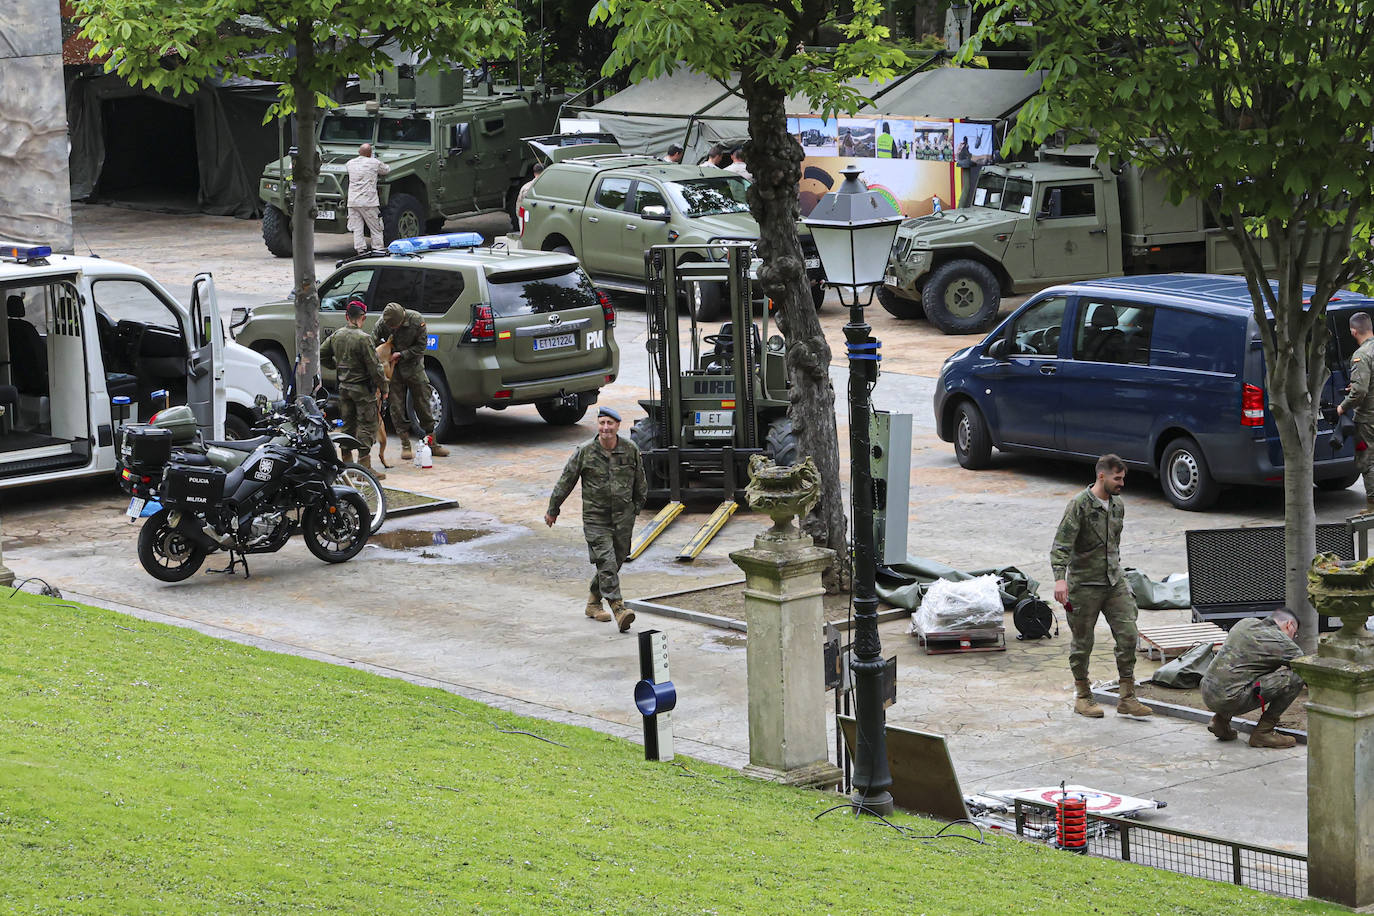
(1308, 553, 1374, 659)
(743, 454, 821, 544)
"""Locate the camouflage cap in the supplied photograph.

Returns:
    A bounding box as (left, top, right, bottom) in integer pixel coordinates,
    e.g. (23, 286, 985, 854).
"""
(382, 302, 406, 327)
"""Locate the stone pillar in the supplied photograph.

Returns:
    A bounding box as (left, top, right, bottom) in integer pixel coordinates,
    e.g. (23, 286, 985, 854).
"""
(731, 528, 841, 788)
(0, 2, 75, 252)
(1296, 556, 1374, 908)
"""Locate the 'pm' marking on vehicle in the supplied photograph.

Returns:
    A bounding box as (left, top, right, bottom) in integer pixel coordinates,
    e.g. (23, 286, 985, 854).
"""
(426, 335, 439, 350)
(585, 330, 605, 350)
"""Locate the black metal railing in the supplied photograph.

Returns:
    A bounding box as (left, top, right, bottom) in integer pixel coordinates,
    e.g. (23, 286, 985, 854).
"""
(1013, 799, 1307, 899)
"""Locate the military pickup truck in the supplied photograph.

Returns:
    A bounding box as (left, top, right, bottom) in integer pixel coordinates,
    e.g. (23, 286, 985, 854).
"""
(519, 144, 826, 320)
(258, 70, 563, 257)
(880, 145, 1262, 334)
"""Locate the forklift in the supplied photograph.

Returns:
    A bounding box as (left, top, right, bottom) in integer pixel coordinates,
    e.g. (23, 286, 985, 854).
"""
(628, 242, 797, 561)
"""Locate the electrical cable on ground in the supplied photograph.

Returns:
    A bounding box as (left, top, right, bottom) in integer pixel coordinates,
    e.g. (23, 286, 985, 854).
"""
(814, 803, 988, 844)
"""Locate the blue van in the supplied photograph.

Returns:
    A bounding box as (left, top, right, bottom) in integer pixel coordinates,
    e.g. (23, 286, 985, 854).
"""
(933, 274, 1365, 510)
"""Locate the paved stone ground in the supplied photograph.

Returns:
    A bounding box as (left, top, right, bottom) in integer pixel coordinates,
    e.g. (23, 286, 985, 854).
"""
(8, 204, 1362, 855)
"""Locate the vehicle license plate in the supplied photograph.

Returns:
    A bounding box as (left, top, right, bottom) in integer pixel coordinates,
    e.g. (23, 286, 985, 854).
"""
(317, 209, 336, 220)
(694, 410, 733, 427)
(883, 274, 898, 286)
(126, 496, 146, 518)
(533, 333, 575, 351)
(805, 257, 820, 269)
(694, 427, 735, 439)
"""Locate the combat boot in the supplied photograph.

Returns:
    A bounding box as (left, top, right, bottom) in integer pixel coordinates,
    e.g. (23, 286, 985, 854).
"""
(611, 599, 635, 632)
(400, 439, 414, 462)
(1207, 713, 1238, 741)
(1116, 677, 1155, 718)
(1248, 713, 1297, 749)
(1365, 495, 1374, 516)
(428, 437, 451, 458)
(1073, 678, 1104, 718)
(585, 594, 612, 622)
(339, 448, 353, 464)
(357, 453, 386, 481)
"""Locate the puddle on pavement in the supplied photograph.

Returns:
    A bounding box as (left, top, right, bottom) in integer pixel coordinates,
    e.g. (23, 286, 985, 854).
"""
(701, 632, 747, 652)
(370, 527, 484, 550)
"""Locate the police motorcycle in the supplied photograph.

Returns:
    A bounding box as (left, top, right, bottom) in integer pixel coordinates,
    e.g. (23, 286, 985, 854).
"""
(117, 395, 372, 582)
(120, 395, 387, 535)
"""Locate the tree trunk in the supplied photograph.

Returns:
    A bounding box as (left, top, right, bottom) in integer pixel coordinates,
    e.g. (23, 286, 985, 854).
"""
(289, 29, 322, 400)
(739, 69, 851, 591)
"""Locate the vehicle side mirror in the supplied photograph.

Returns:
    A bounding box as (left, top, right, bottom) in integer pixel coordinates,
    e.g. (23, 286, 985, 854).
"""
(639, 205, 670, 221)
(987, 337, 1009, 360)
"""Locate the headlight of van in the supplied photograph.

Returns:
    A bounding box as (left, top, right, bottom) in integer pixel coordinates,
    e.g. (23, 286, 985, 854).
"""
(261, 361, 284, 392)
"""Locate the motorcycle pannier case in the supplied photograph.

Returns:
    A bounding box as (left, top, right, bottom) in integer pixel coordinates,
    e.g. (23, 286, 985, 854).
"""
(118, 425, 173, 473)
(147, 404, 200, 445)
(161, 463, 227, 507)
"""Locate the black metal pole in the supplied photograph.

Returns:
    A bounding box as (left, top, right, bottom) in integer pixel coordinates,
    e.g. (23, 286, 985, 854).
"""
(844, 294, 893, 816)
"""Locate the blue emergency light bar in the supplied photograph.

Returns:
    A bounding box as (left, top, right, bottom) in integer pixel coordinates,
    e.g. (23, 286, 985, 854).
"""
(387, 232, 484, 255)
(3, 244, 52, 262)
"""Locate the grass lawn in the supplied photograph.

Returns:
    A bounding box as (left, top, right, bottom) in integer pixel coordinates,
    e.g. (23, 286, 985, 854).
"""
(0, 591, 1339, 915)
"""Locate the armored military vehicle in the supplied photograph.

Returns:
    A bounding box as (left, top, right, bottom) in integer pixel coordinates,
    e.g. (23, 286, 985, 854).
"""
(258, 69, 564, 257)
(880, 145, 1276, 334)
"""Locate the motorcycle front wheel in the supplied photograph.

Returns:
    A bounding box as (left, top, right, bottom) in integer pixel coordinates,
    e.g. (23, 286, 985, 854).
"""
(302, 490, 370, 563)
(339, 462, 387, 535)
(137, 508, 208, 582)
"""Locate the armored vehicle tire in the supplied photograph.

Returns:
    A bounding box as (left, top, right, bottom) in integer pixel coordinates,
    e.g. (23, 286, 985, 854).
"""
(382, 193, 425, 244)
(922, 259, 1000, 334)
(406, 366, 455, 441)
(952, 401, 992, 470)
(691, 281, 725, 322)
(765, 416, 799, 467)
(1317, 472, 1361, 491)
(340, 462, 388, 535)
(536, 396, 589, 426)
(137, 508, 208, 582)
(302, 489, 371, 563)
(877, 284, 925, 320)
(1159, 436, 1220, 511)
(262, 205, 292, 258)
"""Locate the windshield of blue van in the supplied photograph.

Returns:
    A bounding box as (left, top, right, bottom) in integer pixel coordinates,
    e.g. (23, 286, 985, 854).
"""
(667, 177, 751, 217)
(378, 117, 431, 145)
(320, 116, 375, 143)
(972, 173, 1034, 214)
(487, 268, 600, 318)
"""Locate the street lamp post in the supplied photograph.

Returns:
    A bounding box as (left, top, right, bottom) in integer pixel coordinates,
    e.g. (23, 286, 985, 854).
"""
(803, 166, 904, 815)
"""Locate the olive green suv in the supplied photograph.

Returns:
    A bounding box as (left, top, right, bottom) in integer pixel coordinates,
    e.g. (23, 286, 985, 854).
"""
(230, 234, 619, 438)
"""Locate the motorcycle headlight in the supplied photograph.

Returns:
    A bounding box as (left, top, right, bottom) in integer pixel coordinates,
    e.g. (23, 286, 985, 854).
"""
(261, 361, 284, 393)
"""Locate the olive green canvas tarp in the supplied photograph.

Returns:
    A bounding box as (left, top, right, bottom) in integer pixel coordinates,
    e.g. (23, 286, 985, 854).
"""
(876, 556, 1040, 612)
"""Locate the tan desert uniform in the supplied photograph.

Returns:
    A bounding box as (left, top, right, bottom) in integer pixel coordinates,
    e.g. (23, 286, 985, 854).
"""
(1339, 336, 1374, 500)
(374, 304, 434, 444)
(319, 325, 386, 453)
(1050, 488, 1139, 681)
(345, 154, 389, 254)
(547, 436, 647, 603)
(1201, 617, 1304, 718)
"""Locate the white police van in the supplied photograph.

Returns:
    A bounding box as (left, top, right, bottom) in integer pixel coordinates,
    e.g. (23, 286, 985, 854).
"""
(0, 243, 283, 489)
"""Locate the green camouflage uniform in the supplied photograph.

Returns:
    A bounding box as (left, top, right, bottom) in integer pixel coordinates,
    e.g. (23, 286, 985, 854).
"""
(320, 326, 386, 451)
(547, 436, 648, 602)
(375, 308, 434, 440)
(1339, 336, 1374, 498)
(1051, 488, 1139, 680)
(1200, 617, 1304, 718)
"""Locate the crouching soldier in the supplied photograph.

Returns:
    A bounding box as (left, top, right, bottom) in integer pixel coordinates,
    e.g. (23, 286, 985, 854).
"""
(1201, 608, 1305, 749)
(320, 300, 387, 479)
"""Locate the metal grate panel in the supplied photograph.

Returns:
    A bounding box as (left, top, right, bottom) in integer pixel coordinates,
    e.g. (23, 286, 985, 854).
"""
(1186, 523, 1352, 610)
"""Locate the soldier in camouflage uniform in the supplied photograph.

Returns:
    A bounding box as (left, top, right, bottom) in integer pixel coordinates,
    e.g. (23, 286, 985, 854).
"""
(375, 302, 451, 461)
(1051, 454, 1154, 719)
(545, 406, 648, 632)
(1337, 311, 1374, 513)
(1201, 609, 1303, 749)
(320, 301, 388, 479)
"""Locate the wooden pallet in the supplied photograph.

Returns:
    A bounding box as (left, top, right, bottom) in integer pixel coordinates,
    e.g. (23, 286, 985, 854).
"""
(913, 625, 1006, 655)
(1137, 622, 1227, 661)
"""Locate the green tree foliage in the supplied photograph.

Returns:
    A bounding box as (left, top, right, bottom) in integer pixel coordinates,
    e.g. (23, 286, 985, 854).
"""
(967, 0, 1374, 645)
(76, 0, 523, 394)
(591, 0, 906, 586)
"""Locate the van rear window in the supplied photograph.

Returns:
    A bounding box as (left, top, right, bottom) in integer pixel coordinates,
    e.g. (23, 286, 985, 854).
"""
(1150, 308, 1238, 373)
(487, 268, 599, 318)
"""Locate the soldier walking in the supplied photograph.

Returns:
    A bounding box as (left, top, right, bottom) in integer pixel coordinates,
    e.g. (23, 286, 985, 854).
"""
(545, 407, 647, 632)
(1051, 453, 1154, 719)
(345, 143, 389, 255)
(320, 301, 387, 479)
(1201, 608, 1304, 749)
(375, 302, 450, 461)
(1337, 311, 1374, 513)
